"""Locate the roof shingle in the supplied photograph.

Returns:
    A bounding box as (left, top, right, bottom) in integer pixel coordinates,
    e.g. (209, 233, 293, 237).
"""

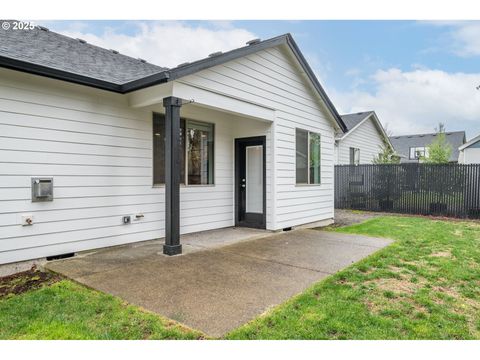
(0, 22, 166, 84)
(340, 111, 374, 131)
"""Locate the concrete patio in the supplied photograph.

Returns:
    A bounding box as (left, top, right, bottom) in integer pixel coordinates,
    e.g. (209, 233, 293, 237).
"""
(46, 227, 392, 337)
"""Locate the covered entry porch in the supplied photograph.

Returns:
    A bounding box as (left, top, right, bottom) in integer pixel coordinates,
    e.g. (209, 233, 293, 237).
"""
(128, 81, 276, 255)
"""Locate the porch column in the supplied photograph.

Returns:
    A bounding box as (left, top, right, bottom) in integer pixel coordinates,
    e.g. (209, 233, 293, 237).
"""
(163, 96, 183, 255)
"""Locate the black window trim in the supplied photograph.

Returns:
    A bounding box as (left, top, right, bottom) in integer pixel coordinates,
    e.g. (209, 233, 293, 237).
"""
(152, 112, 215, 187)
(295, 127, 322, 186)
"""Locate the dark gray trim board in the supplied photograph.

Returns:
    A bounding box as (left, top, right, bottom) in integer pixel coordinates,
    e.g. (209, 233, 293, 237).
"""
(163, 96, 183, 256)
(0, 55, 124, 92)
(234, 136, 267, 229)
(0, 31, 346, 131)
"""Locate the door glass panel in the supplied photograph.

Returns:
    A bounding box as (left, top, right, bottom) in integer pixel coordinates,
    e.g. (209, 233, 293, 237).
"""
(246, 145, 263, 214)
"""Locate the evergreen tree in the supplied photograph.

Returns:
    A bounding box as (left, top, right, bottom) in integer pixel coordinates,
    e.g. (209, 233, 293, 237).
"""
(422, 123, 452, 164)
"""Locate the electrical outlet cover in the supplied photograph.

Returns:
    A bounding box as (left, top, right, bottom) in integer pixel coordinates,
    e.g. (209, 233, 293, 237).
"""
(21, 214, 33, 226)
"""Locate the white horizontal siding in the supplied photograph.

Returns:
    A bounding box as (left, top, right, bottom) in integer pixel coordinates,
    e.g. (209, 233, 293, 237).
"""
(0, 42, 338, 264)
(337, 116, 385, 165)
(463, 148, 480, 164)
(178, 45, 337, 230)
(0, 68, 239, 264)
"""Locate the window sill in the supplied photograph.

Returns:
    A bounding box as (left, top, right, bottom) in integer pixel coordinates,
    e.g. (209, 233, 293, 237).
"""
(295, 183, 322, 187)
(152, 184, 216, 188)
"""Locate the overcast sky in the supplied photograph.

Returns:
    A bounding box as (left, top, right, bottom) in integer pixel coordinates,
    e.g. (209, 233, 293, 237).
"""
(40, 20, 480, 139)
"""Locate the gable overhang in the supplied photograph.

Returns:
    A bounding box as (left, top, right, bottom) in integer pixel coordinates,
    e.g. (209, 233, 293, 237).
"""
(0, 33, 345, 131)
(127, 80, 275, 123)
(459, 134, 480, 151)
(336, 112, 394, 149)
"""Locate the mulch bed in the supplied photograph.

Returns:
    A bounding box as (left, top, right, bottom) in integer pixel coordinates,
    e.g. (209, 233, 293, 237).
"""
(0, 267, 62, 299)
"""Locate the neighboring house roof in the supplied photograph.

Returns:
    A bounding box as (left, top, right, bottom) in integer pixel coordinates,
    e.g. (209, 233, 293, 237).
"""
(340, 111, 375, 132)
(389, 131, 466, 162)
(337, 111, 393, 149)
(459, 133, 480, 151)
(0, 21, 346, 132)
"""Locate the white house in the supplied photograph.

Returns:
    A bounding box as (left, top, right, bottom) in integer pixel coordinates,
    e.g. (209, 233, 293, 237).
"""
(0, 24, 347, 265)
(459, 134, 480, 164)
(334, 111, 393, 165)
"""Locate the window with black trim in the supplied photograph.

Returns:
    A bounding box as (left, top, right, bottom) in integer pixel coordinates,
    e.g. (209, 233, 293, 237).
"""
(296, 128, 321, 184)
(153, 113, 214, 185)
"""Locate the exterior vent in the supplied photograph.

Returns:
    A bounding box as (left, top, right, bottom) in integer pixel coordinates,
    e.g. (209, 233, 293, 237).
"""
(110, 49, 119, 54)
(208, 51, 222, 57)
(246, 38, 261, 46)
(37, 26, 49, 32)
(138, 58, 147, 63)
(177, 62, 190, 67)
(77, 38, 87, 44)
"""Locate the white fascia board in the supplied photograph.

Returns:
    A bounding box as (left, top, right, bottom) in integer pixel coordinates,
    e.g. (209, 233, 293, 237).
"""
(459, 133, 480, 151)
(337, 112, 394, 150)
(335, 113, 371, 141)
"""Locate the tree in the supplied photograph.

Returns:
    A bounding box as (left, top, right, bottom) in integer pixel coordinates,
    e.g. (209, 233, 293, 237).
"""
(373, 142, 401, 164)
(422, 123, 452, 164)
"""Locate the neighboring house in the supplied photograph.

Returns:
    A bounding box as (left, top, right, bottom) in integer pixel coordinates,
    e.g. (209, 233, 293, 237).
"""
(334, 111, 393, 165)
(0, 24, 347, 265)
(459, 133, 480, 164)
(389, 131, 466, 163)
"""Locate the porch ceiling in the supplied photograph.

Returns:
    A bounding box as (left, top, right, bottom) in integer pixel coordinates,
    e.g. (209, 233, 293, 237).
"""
(127, 80, 275, 123)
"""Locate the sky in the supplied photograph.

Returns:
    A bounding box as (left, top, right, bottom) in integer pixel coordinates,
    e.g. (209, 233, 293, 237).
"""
(39, 20, 480, 139)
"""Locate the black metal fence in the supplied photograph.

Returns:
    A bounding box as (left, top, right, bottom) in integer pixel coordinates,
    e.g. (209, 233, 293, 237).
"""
(335, 163, 480, 219)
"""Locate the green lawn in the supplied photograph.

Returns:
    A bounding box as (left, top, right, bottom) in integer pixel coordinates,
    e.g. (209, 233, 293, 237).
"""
(1, 216, 479, 340)
(227, 216, 480, 339)
(0, 280, 204, 339)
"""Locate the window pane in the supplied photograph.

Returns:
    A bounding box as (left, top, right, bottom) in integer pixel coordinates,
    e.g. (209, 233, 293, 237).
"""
(409, 147, 415, 159)
(187, 120, 214, 185)
(350, 147, 355, 165)
(152, 113, 185, 185)
(296, 129, 308, 184)
(309, 132, 321, 184)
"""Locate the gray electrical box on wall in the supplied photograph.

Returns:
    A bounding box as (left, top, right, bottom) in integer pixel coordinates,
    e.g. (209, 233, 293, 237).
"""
(31, 177, 53, 202)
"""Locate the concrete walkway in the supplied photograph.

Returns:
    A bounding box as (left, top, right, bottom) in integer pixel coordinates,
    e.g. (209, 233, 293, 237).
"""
(46, 228, 392, 337)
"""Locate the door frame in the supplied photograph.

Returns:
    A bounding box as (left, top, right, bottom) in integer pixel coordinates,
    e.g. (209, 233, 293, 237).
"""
(234, 136, 267, 229)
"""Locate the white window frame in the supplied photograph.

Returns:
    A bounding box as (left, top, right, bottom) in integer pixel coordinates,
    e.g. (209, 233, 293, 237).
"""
(350, 147, 360, 165)
(409, 146, 428, 160)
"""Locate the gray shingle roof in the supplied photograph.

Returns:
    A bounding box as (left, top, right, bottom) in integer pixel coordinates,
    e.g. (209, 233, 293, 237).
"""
(340, 111, 374, 131)
(389, 131, 466, 163)
(0, 22, 166, 84)
(0, 24, 347, 131)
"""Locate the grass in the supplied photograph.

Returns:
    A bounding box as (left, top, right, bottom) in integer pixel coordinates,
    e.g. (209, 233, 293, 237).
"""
(0, 280, 204, 339)
(227, 216, 480, 339)
(1, 216, 479, 340)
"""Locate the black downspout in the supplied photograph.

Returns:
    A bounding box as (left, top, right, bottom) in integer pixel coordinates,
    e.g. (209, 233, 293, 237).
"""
(163, 96, 183, 256)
